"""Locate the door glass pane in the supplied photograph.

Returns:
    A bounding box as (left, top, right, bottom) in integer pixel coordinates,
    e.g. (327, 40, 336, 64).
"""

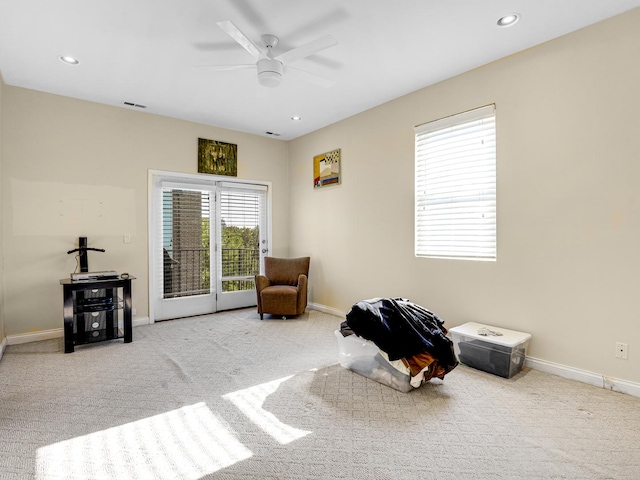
(220, 191, 261, 292)
(163, 188, 211, 298)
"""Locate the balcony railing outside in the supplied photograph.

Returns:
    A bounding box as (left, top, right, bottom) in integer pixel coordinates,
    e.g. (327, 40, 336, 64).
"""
(164, 247, 260, 298)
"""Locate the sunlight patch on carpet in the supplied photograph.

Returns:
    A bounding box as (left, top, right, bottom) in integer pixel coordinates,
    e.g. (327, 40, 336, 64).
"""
(223, 375, 312, 445)
(35, 402, 252, 479)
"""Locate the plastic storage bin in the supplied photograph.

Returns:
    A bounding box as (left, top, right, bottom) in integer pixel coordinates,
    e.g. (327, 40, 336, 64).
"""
(449, 322, 531, 378)
(334, 330, 413, 392)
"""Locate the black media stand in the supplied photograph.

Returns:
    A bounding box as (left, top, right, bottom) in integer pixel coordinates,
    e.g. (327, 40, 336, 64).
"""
(60, 276, 135, 353)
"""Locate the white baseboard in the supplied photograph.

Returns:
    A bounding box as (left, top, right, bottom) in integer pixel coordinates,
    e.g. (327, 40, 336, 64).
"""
(5, 316, 151, 346)
(308, 302, 346, 318)
(526, 356, 640, 398)
(7, 328, 63, 345)
(0, 337, 7, 361)
(133, 316, 151, 327)
(602, 376, 640, 398)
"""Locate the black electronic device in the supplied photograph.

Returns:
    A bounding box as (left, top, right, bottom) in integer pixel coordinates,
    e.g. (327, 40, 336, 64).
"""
(70, 271, 119, 281)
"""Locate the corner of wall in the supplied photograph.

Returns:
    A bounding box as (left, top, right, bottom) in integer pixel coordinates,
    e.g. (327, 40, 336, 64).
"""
(0, 70, 5, 347)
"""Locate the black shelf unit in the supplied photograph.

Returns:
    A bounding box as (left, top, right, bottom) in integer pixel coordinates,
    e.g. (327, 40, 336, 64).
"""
(60, 277, 134, 353)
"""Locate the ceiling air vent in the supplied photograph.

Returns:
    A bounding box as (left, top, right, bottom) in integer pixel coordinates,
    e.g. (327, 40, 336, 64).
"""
(265, 131, 281, 136)
(123, 102, 147, 109)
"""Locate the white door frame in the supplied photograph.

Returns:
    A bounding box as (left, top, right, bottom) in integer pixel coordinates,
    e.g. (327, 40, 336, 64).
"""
(148, 170, 272, 324)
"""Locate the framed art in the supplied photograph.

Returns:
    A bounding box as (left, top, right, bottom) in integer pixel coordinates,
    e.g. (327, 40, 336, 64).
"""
(198, 138, 238, 176)
(313, 148, 341, 188)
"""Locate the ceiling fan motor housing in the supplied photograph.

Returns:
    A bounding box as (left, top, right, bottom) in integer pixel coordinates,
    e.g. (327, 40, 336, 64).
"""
(257, 58, 283, 87)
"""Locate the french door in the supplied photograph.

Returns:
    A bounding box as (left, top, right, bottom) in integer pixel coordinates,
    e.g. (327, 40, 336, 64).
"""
(216, 182, 268, 311)
(149, 172, 270, 322)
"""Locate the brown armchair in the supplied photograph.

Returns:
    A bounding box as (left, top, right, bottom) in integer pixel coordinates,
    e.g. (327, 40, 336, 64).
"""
(255, 257, 310, 320)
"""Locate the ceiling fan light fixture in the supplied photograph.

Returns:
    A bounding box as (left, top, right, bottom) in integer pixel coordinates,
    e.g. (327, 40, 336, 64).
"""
(257, 58, 283, 87)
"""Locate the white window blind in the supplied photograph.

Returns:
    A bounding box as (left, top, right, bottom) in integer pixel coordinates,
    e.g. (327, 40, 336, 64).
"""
(415, 104, 496, 260)
(162, 188, 211, 298)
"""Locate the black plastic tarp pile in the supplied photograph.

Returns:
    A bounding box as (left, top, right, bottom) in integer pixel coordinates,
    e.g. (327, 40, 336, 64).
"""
(342, 297, 458, 381)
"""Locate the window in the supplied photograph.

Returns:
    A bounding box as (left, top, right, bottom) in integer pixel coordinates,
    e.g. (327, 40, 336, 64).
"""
(415, 104, 496, 260)
(162, 188, 211, 298)
(218, 185, 266, 293)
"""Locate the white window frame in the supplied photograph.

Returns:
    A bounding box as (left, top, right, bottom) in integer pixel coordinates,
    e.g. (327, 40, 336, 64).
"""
(415, 104, 496, 261)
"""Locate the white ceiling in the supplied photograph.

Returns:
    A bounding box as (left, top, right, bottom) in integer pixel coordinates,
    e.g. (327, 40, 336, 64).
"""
(1, 0, 639, 141)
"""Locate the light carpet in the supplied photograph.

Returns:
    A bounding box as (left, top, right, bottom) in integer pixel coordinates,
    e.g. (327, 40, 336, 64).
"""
(1, 308, 640, 479)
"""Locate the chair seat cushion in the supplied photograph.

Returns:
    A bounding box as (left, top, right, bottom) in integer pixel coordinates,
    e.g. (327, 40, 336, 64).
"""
(260, 285, 298, 315)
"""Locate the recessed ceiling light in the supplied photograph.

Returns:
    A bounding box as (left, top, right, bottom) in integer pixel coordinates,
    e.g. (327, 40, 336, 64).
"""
(497, 14, 519, 27)
(59, 55, 79, 65)
(291, 116, 302, 121)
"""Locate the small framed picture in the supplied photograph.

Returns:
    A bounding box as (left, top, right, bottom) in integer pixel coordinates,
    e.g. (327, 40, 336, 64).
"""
(313, 148, 341, 188)
(198, 138, 237, 176)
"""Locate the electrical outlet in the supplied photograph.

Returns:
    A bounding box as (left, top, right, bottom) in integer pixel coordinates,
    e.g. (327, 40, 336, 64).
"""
(123, 234, 131, 243)
(132, 308, 137, 316)
(615, 342, 628, 359)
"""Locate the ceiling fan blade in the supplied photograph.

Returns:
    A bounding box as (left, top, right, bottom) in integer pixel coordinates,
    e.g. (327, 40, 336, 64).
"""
(286, 66, 335, 88)
(230, 0, 270, 36)
(216, 20, 265, 61)
(193, 64, 255, 72)
(276, 35, 338, 65)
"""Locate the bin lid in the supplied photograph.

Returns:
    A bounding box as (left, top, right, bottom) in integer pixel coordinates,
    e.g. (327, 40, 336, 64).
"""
(449, 322, 531, 347)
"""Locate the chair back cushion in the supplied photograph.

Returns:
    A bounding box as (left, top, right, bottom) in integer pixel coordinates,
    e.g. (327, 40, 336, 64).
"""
(264, 257, 310, 286)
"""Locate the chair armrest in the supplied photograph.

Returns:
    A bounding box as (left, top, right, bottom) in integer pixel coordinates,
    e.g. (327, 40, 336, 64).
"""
(297, 274, 308, 291)
(296, 274, 308, 314)
(255, 275, 271, 293)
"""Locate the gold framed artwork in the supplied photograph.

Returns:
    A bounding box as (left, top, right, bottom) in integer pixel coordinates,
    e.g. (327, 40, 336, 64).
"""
(313, 148, 341, 188)
(198, 138, 238, 176)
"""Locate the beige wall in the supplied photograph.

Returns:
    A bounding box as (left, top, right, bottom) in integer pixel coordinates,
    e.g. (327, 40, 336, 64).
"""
(1, 87, 289, 336)
(0, 72, 5, 345)
(289, 9, 640, 383)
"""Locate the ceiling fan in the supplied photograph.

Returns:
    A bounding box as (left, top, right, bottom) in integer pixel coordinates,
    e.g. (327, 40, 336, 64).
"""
(196, 20, 338, 88)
